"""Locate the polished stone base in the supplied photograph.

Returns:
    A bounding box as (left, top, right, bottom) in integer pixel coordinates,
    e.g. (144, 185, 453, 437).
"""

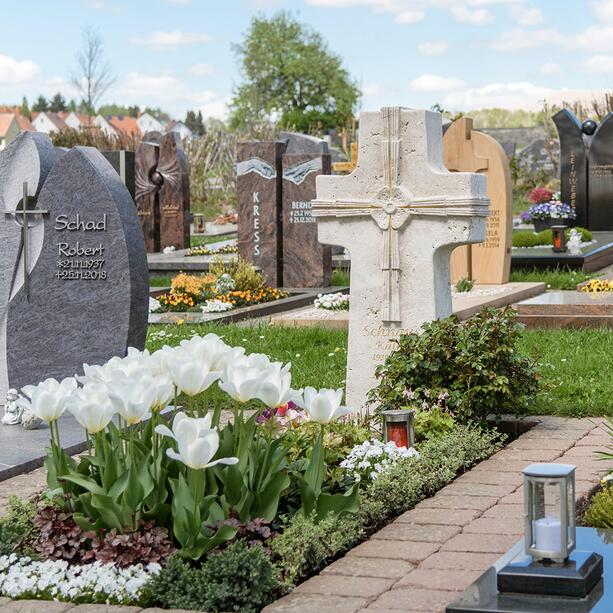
(447, 528, 611, 612)
(497, 550, 603, 598)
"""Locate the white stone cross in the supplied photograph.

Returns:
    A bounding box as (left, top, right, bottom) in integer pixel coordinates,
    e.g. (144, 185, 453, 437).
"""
(312, 108, 490, 409)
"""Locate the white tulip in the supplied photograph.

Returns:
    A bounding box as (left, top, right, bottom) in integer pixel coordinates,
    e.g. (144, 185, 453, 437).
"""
(150, 373, 175, 411)
(255, 363, 301, 408)
(298, 387, 354, 424)
(155, 411, 238, 470)
(164, 349, 222, 396)
(18, 377, 78, 423)
(66, 382, 115, 433)
(106, 374, 156, 425)
(218, 353, 277, 403)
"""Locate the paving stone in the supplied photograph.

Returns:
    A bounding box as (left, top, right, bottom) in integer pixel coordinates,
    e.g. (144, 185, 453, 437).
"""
(415, 495, 498, 511)
(506, 438, 574, 451)
(141, 610, 195, 613)
(0, 603, 75, 612)
(71, 607, 141, 613)
(346, 539, 440, 564)
(454, 470, 523, 486)
(365, 587, 458, 611)
(0, 601, 11, 609)
(394, 568, 482, 591)
(471, 459, 533, 473)
(463, 517, 523, 535)
(396, 507, 480, 526)
(373, 523, 460, 543)
(574, 435, 610, 446)
(482, 504, 525, 519)
(441, 532, 519, 553)
(435, 482, 516, 498)
(521, 430, 584, 440)
(421, 551, 499, 570)
(293, 574, 395, 599)
(488, 449, 564, 462)
(563, 446, 603, 458)
(498, 490, 525, 505)
(262, 593, 368, 612)
(321, 556, 414, 579)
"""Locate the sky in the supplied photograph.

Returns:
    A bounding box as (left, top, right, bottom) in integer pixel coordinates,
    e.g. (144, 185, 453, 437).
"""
(2, 0, 613, 120)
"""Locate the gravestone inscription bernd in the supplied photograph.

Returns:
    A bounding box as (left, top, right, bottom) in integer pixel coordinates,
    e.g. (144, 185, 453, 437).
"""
(281, 151, 332, 287)
(0, 132, 149, 401)
(313, 108, 489, 409)
(236, 141, 286, 287)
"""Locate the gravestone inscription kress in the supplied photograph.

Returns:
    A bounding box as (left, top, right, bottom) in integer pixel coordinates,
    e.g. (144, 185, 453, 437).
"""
(313, 108, 489, 409)
(0, 135, 149, 400)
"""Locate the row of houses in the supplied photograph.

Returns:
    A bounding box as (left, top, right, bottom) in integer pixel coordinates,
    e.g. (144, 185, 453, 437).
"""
(0, 109, 193, 150)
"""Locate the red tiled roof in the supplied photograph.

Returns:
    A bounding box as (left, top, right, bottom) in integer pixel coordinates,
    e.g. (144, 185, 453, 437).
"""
(14, 114, 34, 131)
(108, 115, 140, 137)
(47, 112, 68, 131)
(0, 113, 15, 137)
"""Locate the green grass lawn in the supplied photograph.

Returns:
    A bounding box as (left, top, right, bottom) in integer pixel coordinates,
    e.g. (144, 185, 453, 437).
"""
(191, 233, 236, 247)
(145, 322, 613, 418)
(510, 267, 593, 290)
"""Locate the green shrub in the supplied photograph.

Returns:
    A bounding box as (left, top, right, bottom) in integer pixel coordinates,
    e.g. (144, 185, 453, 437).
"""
(0, 496, 36, 555)
(584, 486, 613, 528)
(145, 541, 279, 612)
(454, 277, 474, 293)
(200, 541, 279, 612)
(368, 307, 540, 424)
(512, 227, 592, 248)
(414, 407, 455, 441)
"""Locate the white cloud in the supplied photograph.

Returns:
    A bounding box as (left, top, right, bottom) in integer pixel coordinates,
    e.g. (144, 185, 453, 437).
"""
(510, 4, 544, 26)
(0, 55, 40, 84)
(540, 62, 562, 76)
(200, 99, 229, 120)
(418, 41, 448, 55)
(591, 0, 613, 21)
(189, 63, 214, 76)
(362, 82, 381, 96)
(83, 0, 124, 12)
(166, 0, 191, 3)
(409, 74, 466, 92)
(492, 28, 560, 51)
(395, 10, 425, 24)
(444, 81, 552, 109)
(130, 31, 211, 49)
(451, 6, 494, 25)
(584, 55, 613, 72)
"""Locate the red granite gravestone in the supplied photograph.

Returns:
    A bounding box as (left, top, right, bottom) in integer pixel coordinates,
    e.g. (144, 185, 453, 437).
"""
(236, 141, 285, 287)
(281, 152, 332, 287)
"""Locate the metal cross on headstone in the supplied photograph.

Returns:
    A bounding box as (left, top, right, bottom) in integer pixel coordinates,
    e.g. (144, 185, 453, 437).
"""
(5, 181, 48, 301)
(312, 107, 490, 410)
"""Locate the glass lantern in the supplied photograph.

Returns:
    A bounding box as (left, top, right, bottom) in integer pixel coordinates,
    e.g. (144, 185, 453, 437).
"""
(523, 463, 576, 563)
(381, 409, 415, 449)
(551, 225, 567, 253)
(193, 213, 206, 234)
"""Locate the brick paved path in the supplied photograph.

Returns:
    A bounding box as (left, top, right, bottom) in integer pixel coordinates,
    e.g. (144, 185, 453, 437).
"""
(265, 417, 608, 613)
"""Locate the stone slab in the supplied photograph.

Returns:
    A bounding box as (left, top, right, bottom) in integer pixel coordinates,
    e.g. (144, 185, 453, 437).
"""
(270, 282, 545, 330)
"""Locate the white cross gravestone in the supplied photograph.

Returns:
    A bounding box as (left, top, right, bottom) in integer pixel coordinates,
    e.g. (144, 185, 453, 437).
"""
(312, 108, 490, 409)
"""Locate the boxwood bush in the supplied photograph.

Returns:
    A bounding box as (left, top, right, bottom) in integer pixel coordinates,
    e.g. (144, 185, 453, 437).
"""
(513, 227, 592, 248)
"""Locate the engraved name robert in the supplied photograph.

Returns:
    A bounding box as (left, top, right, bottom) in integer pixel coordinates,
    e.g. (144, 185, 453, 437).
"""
(54, 213, 107, 231)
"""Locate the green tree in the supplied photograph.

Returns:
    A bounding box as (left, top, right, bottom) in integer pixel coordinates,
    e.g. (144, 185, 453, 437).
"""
(98, 103, 140, 117)
(144, 106, 171, 123)
(68, 99, 77, 112)
(20, 96, 30, 119)
(229, 12, 360, 133)
(49, 92, 67, 112)
(185, 109, 206, 136)
(31, 95, 48, 113)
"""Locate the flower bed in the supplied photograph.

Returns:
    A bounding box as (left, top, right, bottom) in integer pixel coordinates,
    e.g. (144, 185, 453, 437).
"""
(153, 257, 289, 314)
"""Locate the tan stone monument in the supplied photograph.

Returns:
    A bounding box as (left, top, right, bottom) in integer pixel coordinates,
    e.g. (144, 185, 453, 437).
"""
(444, 117, 512, 284)
(313, 108, 489, 409)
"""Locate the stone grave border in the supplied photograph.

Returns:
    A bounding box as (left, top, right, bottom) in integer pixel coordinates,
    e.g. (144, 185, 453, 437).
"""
(148, 286, 349, 325)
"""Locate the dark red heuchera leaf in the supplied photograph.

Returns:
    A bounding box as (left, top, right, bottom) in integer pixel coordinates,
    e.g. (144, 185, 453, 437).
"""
(32, 502, 174, 567)
(214, 513, 277, 552)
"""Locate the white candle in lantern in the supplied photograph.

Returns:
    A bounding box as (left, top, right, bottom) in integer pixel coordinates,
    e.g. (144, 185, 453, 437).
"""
(534, 516, 562, 552)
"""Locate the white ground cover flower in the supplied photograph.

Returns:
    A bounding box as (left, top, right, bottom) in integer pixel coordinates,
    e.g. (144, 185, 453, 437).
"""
(340, 439, 420, 483)
(201, 299, 234, 313)
(0, 554, 160, 604)
(314, 292, 349, 311)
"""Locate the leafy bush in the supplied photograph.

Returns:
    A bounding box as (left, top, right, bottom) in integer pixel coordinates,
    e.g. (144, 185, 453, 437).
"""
(454, 277, 474, 293)
(210, 256, 265, 292)
(0, 496, 36, 555)
(146, 542, 280, 612)
(513, 227, 592, 248)
(584, 486, 613, 528)
(369, 307, 540, 424)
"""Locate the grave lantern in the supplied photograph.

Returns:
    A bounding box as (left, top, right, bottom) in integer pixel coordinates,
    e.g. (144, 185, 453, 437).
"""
(193, 213, 206, 234)
(523, 463, 576, 563)
(381, 410, 414, 448)
(551, 225, 567, 253)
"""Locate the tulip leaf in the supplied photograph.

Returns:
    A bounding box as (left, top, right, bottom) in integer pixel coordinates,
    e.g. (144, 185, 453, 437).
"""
(252, 471, 290, 521)
(90, 494, 125, 531)
(61, 474, 107, 497)
(315, 484, 360, 520)
(108, 471, 130, 499)
(123, 463, 145, 513)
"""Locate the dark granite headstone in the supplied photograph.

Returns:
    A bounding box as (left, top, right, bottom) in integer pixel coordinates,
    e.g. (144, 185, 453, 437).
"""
(0, 134, 148, 397)
(588, 113, 613, 230)
(135, 131, 190, 252)
(281, 152, 332, 287)
(279, 131, 329, 154)
(102, 150, 136, 201)
(236, 141, 285, 287)
(553, 109, 589, 227)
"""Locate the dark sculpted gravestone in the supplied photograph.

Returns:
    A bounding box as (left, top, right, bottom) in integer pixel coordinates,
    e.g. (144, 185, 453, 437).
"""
(281, 151, 332, 287)
(588, 114, 613, 230)
(236, 141, 286, 287)
(102, 150, 136, 201)
(135, 131, 190, 252)
(0, 131, 148, 400)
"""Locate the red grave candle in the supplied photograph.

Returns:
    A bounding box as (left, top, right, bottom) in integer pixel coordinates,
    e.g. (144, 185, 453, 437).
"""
(386, 422, 409, 448)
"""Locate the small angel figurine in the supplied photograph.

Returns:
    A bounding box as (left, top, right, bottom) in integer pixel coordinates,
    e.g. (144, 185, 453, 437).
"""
(1, 389, 22, 425)
(568, 228, 582, 256)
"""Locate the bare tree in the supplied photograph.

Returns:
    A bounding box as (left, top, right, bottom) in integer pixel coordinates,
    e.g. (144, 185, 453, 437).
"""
(70, 26, 116, 118)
